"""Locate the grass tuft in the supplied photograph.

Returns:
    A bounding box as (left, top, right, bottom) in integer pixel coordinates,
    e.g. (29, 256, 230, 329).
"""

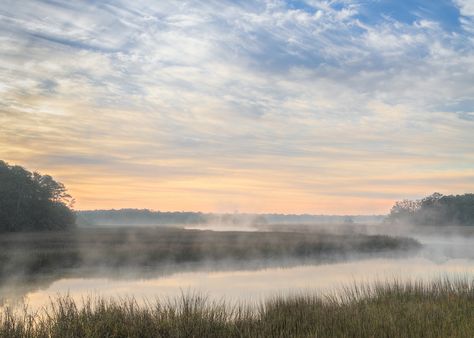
(2, 278, 474, 337)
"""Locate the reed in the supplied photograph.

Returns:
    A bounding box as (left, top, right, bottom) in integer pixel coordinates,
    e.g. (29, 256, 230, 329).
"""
(0, 227, 420, 282)
(2, 278, 474, 337)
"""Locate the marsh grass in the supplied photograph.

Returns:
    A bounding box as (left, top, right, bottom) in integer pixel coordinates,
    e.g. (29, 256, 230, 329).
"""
(0, 227, 420, 282)
(2, 278, 474, 337)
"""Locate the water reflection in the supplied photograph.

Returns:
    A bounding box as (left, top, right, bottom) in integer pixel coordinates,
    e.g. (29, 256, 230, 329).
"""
(3, 255, 474, 311)
(2, 230, 474, 311)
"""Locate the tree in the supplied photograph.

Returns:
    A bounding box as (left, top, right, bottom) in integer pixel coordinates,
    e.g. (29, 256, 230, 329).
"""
(387, 199, 421, 224)
(387, 192, 474, 226)
(344, 216, 354, 224)
(0, 160, 76, 232)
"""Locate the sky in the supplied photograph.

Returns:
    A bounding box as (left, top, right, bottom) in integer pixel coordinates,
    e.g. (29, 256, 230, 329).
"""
(1, 0, 474, 214)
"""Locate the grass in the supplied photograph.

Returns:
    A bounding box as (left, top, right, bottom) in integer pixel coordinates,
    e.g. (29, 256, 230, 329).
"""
(1, 279, 474, 337)
(0, 227, 420, 281)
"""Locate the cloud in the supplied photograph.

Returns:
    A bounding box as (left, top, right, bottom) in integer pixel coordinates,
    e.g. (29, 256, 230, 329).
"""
(454, 0, 474, 33)
(455, 0, 474, 17)
(0, 0, 473, 213)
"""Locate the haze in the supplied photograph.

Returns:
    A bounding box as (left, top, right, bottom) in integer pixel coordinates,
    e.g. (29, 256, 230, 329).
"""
(1, 0, 474, 214)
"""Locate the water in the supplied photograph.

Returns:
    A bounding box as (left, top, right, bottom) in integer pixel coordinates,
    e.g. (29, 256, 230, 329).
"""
(2, 232, 474, 311)
(22, 257, 474, 308)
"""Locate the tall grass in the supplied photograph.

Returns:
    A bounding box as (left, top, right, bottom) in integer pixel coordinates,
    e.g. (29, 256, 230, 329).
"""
(0, 227, 420, 283)
(2, 278, 474, 337)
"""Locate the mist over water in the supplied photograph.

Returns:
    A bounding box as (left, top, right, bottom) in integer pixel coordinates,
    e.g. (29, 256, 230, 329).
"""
(1, 221, 474, 312)
(2, 0, 473, 334)
(17, 256, 474, 312)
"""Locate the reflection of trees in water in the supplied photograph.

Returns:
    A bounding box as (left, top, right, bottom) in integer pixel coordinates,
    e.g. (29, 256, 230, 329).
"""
(1, 253, 420, 307)
(0, 274, 60, 307)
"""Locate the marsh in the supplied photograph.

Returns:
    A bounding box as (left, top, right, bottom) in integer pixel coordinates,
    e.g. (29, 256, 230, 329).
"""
(0, 226, 419, 302)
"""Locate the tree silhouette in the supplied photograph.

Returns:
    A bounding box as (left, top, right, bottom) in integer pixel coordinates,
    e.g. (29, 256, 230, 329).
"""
(0, 160, 75, 232)
(387, 192, 474, 226)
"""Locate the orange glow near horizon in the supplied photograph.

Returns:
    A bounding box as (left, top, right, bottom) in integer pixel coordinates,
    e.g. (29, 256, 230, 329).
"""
(1, 1, 474, 214)
(2, 155, 473, 215)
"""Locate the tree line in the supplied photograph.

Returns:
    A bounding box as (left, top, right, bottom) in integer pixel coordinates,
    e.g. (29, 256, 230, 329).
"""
(387, 192, 474, 226)
(2, 160, 471, 231)
(77, 209, 268, 226)
(0, 160, 75, 232)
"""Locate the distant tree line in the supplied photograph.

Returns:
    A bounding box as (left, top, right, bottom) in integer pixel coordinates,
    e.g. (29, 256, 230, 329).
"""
(0, 161, 75, 232)
(387, 192, 474, 226)
(77, 209, 209, 226)
(77, 210, 384, 227)
(77, 209, 268, 226)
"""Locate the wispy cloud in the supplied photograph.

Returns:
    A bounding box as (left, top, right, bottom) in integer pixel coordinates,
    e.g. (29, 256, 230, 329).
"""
(0, 0, 473, 213)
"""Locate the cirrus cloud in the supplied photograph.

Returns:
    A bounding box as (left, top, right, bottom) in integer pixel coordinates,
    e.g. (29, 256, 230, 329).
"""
(0, 0, 473, 214)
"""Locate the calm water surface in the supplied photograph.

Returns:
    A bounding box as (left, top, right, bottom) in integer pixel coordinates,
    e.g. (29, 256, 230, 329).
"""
(2, 233, 474, 310)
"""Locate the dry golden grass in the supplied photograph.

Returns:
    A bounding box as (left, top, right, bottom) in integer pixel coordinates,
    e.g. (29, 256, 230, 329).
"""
(2, 278, 474, 337)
